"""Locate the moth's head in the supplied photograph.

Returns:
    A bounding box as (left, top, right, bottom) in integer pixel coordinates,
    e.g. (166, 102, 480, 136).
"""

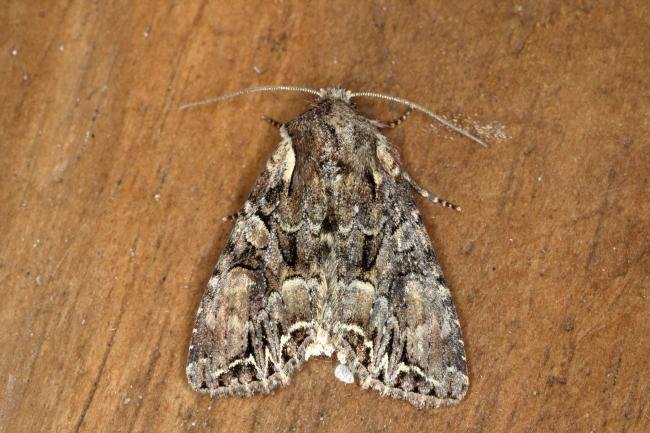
(317, 87, 353, 104)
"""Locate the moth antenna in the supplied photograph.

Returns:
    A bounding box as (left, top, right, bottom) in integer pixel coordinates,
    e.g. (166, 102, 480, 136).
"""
(350, 91, 488, 147)
(179, 85, 321, 110)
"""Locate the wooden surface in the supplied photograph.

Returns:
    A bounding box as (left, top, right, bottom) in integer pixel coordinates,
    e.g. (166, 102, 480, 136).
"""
(2, 1, 649, 432)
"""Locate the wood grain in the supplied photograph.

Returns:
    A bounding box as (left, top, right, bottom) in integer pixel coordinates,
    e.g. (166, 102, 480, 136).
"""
(1, 1, 648, 432)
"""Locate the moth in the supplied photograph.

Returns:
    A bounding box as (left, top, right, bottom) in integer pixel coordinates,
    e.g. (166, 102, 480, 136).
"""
(183, 86, 484, 408)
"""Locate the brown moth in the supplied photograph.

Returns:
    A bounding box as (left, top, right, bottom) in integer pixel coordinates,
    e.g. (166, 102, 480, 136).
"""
(184, 86, 482, 408)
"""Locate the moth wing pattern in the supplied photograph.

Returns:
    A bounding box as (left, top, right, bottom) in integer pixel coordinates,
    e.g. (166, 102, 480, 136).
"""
(332, 148, 469, 407)
(186, 88, 470, 408)
(186, 130, 318, 397)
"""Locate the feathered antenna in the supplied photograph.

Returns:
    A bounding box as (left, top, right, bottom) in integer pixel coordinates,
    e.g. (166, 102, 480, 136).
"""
(351, 91, 487, 147)
(179, 85, 320, 110)
(180, 85, 487, 147)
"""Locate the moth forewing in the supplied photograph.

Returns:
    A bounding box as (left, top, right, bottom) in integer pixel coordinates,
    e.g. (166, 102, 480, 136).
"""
(186, 87, 470, 408)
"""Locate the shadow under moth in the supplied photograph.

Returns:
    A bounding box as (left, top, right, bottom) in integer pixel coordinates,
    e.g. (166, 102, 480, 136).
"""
(183, 86, 484, 409)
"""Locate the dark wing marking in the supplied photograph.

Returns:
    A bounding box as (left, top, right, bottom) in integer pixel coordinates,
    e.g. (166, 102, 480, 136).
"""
(334, 137, 468, 408)
(186, 131, 318, 397)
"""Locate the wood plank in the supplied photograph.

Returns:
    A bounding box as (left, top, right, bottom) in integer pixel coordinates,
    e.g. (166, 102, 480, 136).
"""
(1, 1, 648, 432)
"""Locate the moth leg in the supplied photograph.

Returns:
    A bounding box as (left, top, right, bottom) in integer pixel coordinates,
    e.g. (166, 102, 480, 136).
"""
(262, 115, 284, 129)
(400, 170, 461, 211)
(370, 108, 413, 129)
(221, 211, 242, 222)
